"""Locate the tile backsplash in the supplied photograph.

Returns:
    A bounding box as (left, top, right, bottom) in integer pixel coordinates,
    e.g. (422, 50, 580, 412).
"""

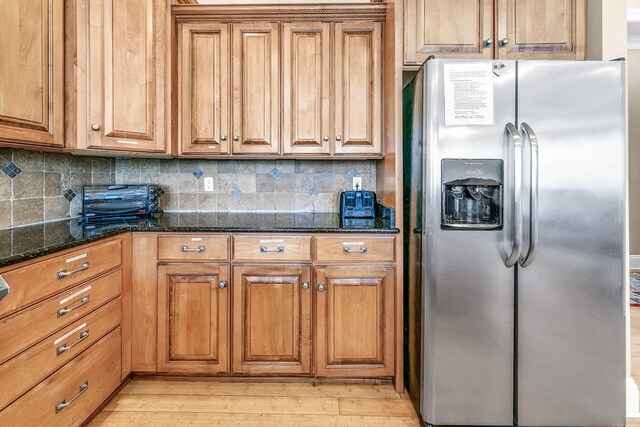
(0, 148, 115, 229)
(115, 159, 376, 213)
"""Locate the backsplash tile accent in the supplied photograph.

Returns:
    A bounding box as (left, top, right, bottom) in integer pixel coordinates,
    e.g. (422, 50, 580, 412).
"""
(0, 148, 116, 229)
(115, 159, 377, 213)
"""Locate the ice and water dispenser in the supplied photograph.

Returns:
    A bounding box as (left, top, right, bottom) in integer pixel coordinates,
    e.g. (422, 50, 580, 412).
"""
(441, 159, 503, 230)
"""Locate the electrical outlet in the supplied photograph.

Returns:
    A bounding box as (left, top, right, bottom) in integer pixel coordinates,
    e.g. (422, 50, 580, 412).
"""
(352, 177, 362, 191)
(204, 177, 214, 192)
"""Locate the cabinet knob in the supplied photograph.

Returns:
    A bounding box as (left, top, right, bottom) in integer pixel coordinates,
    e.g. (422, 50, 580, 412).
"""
(483, 38, 494, 48)
(221, 135, 227, 141)
(499, 38, 509, 47)
(317, 283, 325, 292)
(90, 124, 101, 131)
(323, 136, 329, 141)
(335, 135, 342, 141)
(302, 281, 310, 290)
(219, 280, 227, 289)
(233, 135, 239, 141)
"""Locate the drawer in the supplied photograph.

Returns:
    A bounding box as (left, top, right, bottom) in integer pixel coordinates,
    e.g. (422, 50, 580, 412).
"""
(158, 235, 229, 261)
(0, 326, 122, 426)
(233, 236, 311, 262)
(0, 269, 121, 364)
(315, 236, 396, 263)
(0, 239, 122, 318)
(0, 298, 121, 411)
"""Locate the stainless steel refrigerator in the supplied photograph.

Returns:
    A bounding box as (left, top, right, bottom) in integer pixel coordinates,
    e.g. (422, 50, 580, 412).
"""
(403, 59, 626, 426)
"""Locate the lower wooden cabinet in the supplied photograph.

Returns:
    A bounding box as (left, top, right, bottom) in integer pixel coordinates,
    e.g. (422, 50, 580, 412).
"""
(157, 263, 230, 374)
(315, 266, 395, 377)
(232, 265, 312, 375)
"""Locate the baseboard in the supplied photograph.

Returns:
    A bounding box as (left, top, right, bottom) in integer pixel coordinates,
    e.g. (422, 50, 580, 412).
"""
(630, 255, 640, 271)
(628, 377, 640, 418)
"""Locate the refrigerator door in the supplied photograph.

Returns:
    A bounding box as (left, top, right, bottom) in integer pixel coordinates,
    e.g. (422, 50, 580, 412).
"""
(517, 61, 626, 426)
(422, 59, 516, 426)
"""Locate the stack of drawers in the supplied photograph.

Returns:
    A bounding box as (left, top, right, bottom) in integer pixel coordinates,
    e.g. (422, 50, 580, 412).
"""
(0, 238, 124, 426)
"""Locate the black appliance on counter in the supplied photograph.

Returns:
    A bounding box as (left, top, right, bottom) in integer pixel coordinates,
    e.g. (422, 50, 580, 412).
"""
(82, 184, 160, 221)
(338, 190, 376, 227)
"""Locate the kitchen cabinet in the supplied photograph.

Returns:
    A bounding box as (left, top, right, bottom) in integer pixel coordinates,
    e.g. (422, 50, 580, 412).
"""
(0, 0, 64, 149)
(404, 0, 586, 66)
(157, 263, 230, 374)
(66, 0, 170, 154)
(232, 265, 312, 375)
(315, 266, 395, 377)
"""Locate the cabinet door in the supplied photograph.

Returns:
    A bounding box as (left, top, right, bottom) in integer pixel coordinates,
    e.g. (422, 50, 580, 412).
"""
(282, 23, 331, 156)
(496, 0, 586, 60)
(404, 0, 494, 65)
(83, 0, 167, 152)
(315, 266, 394, 377)
(157, 264, 229, 374)
(232, 265, 312, 374)
(231, 23, 280, 155)
(178, 23, 230, 156)
(0, 0, 63, 148)
(333, 22, 382, 156)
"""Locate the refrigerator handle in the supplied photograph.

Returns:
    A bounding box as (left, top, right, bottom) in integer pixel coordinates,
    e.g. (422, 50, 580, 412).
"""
(504, 123, 522, 268)
(519, 123, 539, 268)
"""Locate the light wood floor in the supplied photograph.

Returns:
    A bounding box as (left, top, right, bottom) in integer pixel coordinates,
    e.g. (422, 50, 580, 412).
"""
(89, 379, 421, 426)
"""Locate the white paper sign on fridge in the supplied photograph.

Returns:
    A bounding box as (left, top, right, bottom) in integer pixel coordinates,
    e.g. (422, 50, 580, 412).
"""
(444, 62, 494, 126)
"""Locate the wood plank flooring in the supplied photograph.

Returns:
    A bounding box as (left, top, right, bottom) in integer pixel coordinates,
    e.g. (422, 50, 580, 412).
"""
(89, 379, 421, 426)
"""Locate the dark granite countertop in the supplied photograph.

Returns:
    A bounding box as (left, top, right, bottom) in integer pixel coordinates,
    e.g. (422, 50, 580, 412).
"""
(0, 212, 398, 269)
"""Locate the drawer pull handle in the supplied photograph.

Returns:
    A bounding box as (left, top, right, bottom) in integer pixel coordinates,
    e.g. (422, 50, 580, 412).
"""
(260, 246, 284, 253)
(343, 247, 368, 254)
(57, 262, 90, 279)
(57, 296, 90, 318)
(56, 330, 89, 356)
(181, 245, 205, 253)
(55, 380, 88, 413)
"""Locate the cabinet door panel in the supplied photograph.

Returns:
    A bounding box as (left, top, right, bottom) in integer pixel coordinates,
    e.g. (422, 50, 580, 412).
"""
(85, 0, 165, 152)
(231, 23, 280, 155)
(315, 266, 394, 377)
(282, 23, 331, 155)
(158, 264, 229, 374)
(496, 0, 586, 60)
(0, 0, 63, 147)
(404, 0, 494, 64)
(179, 23, 230, 155)
(333, 22, 382, 155)
(233, 265, 311, 374)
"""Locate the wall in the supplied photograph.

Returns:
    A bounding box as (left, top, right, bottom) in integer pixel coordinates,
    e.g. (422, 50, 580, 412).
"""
(0, 148, 115, 228)
(115, 159, 376, 213)
(587, 0, 628, 60)
(630, 51, 640, 254)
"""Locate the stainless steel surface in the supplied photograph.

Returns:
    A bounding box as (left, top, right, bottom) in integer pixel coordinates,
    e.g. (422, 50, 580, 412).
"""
(317, 283, 325, 292)
(0, 275, 9, 302)
(90, 124, 100, 131)
(55, 381, 89, 413)
(218, 280, 227, 289)
(505, 123, 523, 268)
(56, 330, 90, 356)
(302, 281, 310, 290)
(259, 245, 284, 253)
(57, 296, 90, 317)
(499, 38, 509, 47)
(483, 38, 494, 48)
(343, 246, 368, 254)
(519, 123, 539, 268)
(421, 59, 516, 426)
(180, 245, 205, 253)
(57, 262, 90, 279)
(516, 60, 626, 427)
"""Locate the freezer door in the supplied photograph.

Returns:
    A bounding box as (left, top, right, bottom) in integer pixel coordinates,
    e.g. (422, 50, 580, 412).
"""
(422, 59, 516, 426)
(517, 61, 626, 427)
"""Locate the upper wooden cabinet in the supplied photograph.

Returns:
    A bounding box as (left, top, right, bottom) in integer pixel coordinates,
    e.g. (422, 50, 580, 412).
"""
(404, 0, 586, 66)
(175, 5, 385, 158)
(0, 0, 64, 149)
(66, 0, 170, 154)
